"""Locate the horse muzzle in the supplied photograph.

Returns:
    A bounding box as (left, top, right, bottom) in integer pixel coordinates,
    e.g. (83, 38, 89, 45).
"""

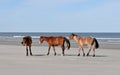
(21, 42, 23, 44)
(39, 41, 42, 45)
(67, 37, 71, 40)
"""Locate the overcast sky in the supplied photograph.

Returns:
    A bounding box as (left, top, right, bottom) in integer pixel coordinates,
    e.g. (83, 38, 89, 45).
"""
(0, 0, 120, 32)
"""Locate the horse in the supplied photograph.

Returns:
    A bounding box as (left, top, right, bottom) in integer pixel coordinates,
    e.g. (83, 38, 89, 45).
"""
(21, 36, 32, 56)
(68, 33, 99, 57)
(39, 36, 70, 56)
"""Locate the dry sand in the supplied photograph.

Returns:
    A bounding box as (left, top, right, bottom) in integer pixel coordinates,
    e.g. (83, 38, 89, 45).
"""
(0, 45, 120, 75)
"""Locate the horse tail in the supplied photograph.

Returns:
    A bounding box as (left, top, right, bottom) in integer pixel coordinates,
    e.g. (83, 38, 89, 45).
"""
(64, 37, 71, 50)
(92, 38, 99, 49)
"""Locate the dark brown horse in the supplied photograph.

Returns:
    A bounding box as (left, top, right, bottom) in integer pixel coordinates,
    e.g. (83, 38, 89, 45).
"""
(21, 36, 32, 56)
(69, 33, 99, 57)
(39, 36, 70, 56)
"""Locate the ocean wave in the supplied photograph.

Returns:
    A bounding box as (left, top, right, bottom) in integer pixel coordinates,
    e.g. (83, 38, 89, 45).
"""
(13, 36, 40, 38)
(13, 36, 24, 38)
(0, 36, 119, 44)
(13, 36, 120, 39)
(97, 38, 120, 40)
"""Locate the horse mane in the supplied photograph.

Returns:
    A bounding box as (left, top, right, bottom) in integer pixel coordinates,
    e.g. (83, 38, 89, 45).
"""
(71, 33, 78, 36)
(40, 36, 47, 38)
(41, 36, 64, 38)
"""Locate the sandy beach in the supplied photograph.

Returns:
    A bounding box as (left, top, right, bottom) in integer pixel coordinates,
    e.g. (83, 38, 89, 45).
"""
(0, 0, 120, 74)
(0, 43, 120, 75)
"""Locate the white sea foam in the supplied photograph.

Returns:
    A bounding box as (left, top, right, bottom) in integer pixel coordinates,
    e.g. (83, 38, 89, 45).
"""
(13, 36, 25, 38)
(97, 38, 120, 40)
(11, 36, 120, 40)
(13, 36, 40, 39)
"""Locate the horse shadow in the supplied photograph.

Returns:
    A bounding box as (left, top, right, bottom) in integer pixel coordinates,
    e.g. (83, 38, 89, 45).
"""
(32, 54, 77, 56)
(65, 54, 108, 57)
(65, 54, 78, 56)
(85, 55, 108, 57)
(32, 54, 46, 56)
(32, 54, 107, 57)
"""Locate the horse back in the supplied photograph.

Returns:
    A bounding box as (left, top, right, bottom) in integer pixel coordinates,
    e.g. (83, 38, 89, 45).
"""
(23, 36, 32, 46)
(48, 36, 64, 45)
(79, 36, 93, 45)
(85, 36, 94, 45)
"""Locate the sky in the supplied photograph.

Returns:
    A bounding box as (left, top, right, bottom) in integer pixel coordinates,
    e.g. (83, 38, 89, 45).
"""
(0, 0, 120, 32)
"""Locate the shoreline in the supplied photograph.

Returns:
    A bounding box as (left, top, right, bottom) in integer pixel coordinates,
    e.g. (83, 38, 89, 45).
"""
(0, 36, 120, 50)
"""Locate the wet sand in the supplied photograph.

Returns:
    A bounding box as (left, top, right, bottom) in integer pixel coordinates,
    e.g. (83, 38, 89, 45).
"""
(0, 44, 120, 75)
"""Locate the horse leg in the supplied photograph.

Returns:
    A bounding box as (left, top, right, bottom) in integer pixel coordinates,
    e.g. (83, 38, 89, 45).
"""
(87, 46, 92, 56)
(61, 45, 65, 56)
(87, 49, 91, 56)
(77, 47, 81, 56)
(26, 46, 28, 56)
(29, 46, 32, 56)
(81, 48, 85, 56)
(53, 46, 56, 56)
(78, 44, 84, 56)
(92, 47, 95, 57)
(47, 46, 51, 56)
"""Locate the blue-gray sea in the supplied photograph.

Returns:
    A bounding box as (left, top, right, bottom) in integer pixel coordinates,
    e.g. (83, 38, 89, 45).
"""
(0, 32, 120, 45)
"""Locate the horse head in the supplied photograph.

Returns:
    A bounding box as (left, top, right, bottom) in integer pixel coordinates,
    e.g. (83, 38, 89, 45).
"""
(21, 36, 32, 46)
(21, 39, 26, 46)
(39, 36, 45, 44)
(68, 33, 77, 40)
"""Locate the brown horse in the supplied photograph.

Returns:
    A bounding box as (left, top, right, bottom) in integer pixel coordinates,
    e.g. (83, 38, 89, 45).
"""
(39, 36, 70, 56)
(21, 36, 32, 56)
(69, 33, 99, 57)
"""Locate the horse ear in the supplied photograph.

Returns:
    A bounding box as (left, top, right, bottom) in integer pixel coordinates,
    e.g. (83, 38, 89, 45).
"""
(71, 33, 74, 35)
(40, 36, 44, 38)
(71, 33, 75, 36)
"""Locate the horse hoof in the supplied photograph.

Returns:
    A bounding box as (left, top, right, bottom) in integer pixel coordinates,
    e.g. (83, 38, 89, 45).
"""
(86, 53, 89, 56)
(47, 53, 49, 56)
(30, 54, 33, 56)
(93, 55, 95, 57)
(77, 54, 80, 56)
(83, 53, 85, 56)
(54, 53, 56, 56)
(26, 54, 28, 56)
(54, 54, 56, 56)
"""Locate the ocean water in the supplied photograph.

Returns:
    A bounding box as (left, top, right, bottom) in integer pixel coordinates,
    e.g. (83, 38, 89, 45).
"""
(0, 32, 120, 38)
(0, 32, 120, 45)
